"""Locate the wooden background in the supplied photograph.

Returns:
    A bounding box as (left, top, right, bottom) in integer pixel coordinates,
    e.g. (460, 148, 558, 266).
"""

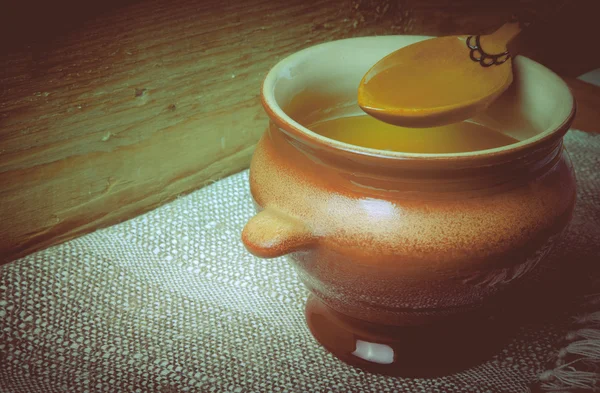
(1, 0, 599, 263)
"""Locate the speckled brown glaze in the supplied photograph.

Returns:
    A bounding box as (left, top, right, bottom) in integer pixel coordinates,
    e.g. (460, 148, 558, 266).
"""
(242, 37, 576, 370)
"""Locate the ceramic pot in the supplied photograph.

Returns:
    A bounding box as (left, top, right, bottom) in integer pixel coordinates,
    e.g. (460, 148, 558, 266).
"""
(242, 36, 576, 372)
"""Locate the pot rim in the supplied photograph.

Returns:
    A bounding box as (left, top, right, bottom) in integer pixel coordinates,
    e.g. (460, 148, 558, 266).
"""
(261, 36, 576, 169)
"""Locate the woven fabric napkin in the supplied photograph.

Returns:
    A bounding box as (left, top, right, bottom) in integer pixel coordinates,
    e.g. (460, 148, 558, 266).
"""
(1, 129, 599, 393)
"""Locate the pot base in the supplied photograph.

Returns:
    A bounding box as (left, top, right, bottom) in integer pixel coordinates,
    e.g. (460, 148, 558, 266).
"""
(305, 294, 515, 377)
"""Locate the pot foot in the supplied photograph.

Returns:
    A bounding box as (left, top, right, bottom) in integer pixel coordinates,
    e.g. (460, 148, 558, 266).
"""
(305, 294, 515, 377)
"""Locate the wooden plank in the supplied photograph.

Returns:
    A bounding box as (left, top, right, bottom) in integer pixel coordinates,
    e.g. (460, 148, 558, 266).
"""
(0, 0, 592, 263)
(566, 78, 600, 134)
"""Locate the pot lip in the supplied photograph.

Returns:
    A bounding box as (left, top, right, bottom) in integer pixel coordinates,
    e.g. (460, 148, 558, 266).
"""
(261, 36, 576, 167)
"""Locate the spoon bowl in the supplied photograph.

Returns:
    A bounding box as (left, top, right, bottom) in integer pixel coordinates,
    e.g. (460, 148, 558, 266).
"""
(358, 23, 521, 127)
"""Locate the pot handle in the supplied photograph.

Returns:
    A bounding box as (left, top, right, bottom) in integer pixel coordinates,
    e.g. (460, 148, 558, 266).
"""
(242, 208, 316, 258)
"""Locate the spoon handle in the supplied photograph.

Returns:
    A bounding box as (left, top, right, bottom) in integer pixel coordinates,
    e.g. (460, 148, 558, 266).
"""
(508, 0, 600, 77)
(482, 21, 522, 51)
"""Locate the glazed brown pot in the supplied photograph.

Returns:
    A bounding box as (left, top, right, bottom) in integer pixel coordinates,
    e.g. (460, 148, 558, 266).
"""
(241, 36, 576, 371)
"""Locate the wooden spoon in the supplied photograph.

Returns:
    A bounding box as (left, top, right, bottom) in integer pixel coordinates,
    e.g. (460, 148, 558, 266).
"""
(357, 22, 522, 128)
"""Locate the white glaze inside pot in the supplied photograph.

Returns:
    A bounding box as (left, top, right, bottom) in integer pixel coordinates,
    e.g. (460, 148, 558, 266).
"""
(262, 36, 574, 158)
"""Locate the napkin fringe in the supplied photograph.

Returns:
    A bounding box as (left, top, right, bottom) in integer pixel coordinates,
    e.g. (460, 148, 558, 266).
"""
(539, 295, 600, 392)
(539, 367, 599, 391)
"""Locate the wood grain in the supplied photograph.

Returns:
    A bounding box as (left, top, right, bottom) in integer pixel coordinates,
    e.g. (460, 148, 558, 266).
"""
(1, 0, 598, 263)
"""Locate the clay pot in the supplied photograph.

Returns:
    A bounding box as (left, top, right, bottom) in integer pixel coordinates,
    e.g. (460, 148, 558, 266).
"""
(242, 36, 576, 373)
